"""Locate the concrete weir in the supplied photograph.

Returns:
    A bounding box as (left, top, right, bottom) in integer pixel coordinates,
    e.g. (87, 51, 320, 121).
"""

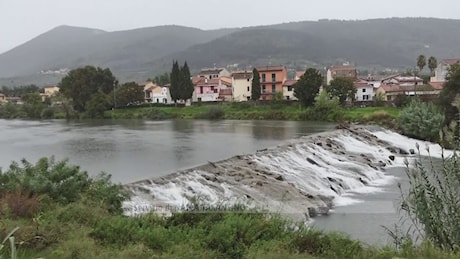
(122, 125, 445, 222)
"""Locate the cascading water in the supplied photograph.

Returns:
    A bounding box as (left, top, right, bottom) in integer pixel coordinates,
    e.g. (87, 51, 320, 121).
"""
(123, 125, 450, 221)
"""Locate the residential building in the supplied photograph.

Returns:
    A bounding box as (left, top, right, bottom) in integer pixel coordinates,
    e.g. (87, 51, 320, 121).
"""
(40, 86, 60, 102)
(353, 79, 374, 102)
(218, 88, 233, 102)
(231, 71, 253, 102)
(198, 68, 231, 79)
(381, 75, 423, 87)
(326, 66, 357, 85)
(257, 65, 287, 100)
(143, 82, 159, 103)
(0, 93, 5, 103)
(282, 80, 298, 101)
(193, 78, 225, 102)
(430, 58, 460, 83)
(151, 85, 173, 104)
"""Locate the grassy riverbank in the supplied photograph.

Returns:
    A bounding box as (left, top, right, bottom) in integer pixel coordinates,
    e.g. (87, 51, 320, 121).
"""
(101, 102, 401, 125)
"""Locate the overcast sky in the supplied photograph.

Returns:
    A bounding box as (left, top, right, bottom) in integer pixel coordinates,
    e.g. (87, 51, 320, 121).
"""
(1, 0, 460, 54)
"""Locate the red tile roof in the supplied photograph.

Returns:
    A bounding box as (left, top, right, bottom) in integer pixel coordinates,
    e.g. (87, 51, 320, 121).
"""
(232, 71, 253, 80)
(283, 80, 298, 86)
(295, 71, 304, 78)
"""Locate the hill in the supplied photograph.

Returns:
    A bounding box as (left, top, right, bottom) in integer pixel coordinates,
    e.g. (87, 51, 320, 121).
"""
(1, 18, 460, 86)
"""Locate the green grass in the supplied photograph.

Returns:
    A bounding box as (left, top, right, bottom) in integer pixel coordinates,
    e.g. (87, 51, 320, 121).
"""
(105, 102, 401, 124)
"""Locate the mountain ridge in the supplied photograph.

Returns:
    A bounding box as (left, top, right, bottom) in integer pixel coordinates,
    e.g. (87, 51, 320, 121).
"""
(2, 17, 460, 86)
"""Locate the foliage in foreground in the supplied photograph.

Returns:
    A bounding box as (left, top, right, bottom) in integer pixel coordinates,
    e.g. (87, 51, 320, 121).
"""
(0, 156, 460, 258)
(397, 148, 460, 251)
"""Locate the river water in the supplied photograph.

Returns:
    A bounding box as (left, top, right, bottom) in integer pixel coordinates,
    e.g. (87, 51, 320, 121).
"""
(0, 119, 425, 246)
(0, 119, 335, 184)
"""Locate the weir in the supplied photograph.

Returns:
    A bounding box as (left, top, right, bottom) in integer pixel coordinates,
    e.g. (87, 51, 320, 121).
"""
(122, 125, 449, 221)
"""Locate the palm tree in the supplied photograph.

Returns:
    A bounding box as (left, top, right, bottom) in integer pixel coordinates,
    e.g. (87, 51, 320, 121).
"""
(417, 54, 426, 72)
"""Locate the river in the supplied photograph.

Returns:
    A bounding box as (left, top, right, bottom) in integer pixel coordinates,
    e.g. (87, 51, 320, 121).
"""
(0, 119, 428, 246)
(0, 119, 335, 184)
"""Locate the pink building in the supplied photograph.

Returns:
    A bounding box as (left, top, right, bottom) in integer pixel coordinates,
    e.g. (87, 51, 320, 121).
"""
(193, 78, 227, 102)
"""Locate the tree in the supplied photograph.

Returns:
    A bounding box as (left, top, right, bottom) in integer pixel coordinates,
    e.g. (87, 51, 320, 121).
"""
(251, 68, 261, 101)
(438, 63, 460, 139)
(417, 54, 426, 72)
(326, 78, 356, 106)
(293, 68, 323, 107)
(85, 90, 111, 118)
(179, 61, 194, 102)
(59, 66, 117, 112)
(397, 99, 444, 142)
(428, 56, 438, 76)
(21, 93, 45, 119)
(169, 60, 181, 103)
(113, 82, 144, 107)
(153, 72, 170, 86)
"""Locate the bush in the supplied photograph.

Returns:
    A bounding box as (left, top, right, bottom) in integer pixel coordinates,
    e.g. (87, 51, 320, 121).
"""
(195, 106, 225, 120)
(40, 107, 55, 119)
(306, 90, 344, 122)
(0, 189, 40, 218)
(0, 157, 128, 213)
(142, 108, 169, 120)
(397, 100, 444, 142)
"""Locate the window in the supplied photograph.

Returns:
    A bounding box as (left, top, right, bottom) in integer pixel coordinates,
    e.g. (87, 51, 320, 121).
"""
(198, 97, 202, 102)
(272, 84, 276, 93)
(262, 85, 266, 93)
(156, 98, 160, 103)
(214, 89, 218, 93)
(288, 86, 293, 92)
(363, 95, 369, 100)
(247, 96, 250, 101)
(200, 86, 203, 94)
(387, 95, 392, 101)
(286, 96, 290, 100)
(362, 89, 366, 92)
(247, 86, 250, 92)
(262, 74, 266, 82)
(247, 78, 250, 82)
(271, 73, 276, 82)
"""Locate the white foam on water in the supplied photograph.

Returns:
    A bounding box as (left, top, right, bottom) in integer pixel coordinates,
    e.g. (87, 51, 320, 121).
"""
(124, 127, 443, 218)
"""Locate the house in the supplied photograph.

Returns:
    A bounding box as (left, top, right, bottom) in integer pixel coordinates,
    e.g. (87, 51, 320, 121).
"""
(256, 65, 287, 100)
(193, 78, 224, 102)
(376, 83, 440, 102)
(295, 71, 304, 80)
(0, 93, 5, 104)
(282, 80, 298, 101)
(354, 79, 374, 102)
(231, 71, 253, 102)
(430, 58, 460, 83)
(40, 86, 60, 102)
(198, 68, 231, 79)
(151, 85, 173, 104)
(143, 82, 159, 103)
(218, 88, 233, 102)
(5, 96, 22, 104)
(382, 75, 423, 87)
(326, 66, 357, 85)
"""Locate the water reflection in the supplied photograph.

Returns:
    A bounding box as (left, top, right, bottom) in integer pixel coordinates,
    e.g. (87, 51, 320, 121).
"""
(0, 119, 335, 183)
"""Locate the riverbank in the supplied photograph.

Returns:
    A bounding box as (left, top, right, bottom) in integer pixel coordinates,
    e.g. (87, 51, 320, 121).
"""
(106, 102, 401, 124)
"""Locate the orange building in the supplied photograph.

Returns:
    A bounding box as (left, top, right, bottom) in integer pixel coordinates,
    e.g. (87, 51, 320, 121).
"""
(256, 65, 287, 100)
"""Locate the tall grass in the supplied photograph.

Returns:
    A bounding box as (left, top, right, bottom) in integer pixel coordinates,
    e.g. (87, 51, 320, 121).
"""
(395, 146, 460, 251)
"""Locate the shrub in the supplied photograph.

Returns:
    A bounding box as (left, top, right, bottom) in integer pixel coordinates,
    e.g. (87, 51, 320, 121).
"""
(0, 189, 40, 218)
(397, 149, 460, 251)
(40, 107, 55, 119)
(142, 108, 169, 120)
(397, 100, 444, 142)
(195, 106, 225, 120)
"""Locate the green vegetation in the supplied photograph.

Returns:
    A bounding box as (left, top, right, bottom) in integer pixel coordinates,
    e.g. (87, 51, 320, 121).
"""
(59, 66, 117, 113)
(0, 157, 459, 258)
(293, 68, 322, 107)
(251, 68, 261, 101)
(169, 60, 194, 103)
(398, 99, 444, 142)
(326, 77, 357, 106)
